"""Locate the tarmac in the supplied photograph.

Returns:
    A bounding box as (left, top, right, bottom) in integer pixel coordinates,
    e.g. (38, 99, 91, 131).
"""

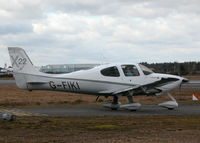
(0, 79, 200, 117)
(18, 105, 200, 116)
(0, 80, 15, 85)
(0, 105, 198, 117)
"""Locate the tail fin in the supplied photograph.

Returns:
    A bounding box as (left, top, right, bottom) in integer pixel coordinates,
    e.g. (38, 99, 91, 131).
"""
(8, 47, 40, 89)
(8, 47, 38, 74)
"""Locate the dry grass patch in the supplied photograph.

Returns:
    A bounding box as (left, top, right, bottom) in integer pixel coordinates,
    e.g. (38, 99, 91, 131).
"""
(88, 125, 121, 131)
(0, 115, 200, 143)
(0, 85, 97, 107)
(0, 79, 200, 107)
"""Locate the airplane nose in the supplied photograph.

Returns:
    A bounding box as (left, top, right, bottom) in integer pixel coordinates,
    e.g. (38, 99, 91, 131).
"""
(173, 75, 188, 83)
(181, 77, 189, 83)
(179, 77, 189, 89)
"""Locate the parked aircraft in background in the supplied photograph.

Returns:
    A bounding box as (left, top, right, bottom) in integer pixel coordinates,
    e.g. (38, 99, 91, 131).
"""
(0, 69, 7, 73)
(8, 47, 188, 111)
(0, 67, 13, 76)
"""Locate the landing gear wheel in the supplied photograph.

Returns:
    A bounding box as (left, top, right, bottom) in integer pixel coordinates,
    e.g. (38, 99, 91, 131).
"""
(168, 108, 174, 110)
(102, 96, 120, 110)
(158, 93, 178, 110)
(130, 109, 137, 112)
(120, 96, 141, 111)
(111, 108, 118, 110)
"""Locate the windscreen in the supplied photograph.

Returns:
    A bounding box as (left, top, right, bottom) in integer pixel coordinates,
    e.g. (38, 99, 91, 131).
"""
(139, 64, 154, 75)
(121, 65, 140, 76)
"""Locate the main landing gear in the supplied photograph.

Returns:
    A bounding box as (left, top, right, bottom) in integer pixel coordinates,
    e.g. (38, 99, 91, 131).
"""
(158, 93, 178, 110)
(102, 95, 141, 111)
(103, 92, 178, 111)
(102, 96, 121, 110)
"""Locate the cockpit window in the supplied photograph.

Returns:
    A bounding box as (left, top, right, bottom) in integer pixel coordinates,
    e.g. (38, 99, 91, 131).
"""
(121, 65, 140, 76)
(101, 66, 120, 77)
(139, 64, 154, 75)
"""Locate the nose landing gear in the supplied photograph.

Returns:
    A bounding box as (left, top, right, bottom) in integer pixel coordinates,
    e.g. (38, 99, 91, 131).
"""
(158, 93, 178, 110)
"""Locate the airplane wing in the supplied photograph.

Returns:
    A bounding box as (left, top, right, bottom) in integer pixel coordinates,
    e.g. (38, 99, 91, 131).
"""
(141, 77, 179, 89)
(99, 85, 140, 95)
(99, 77, 179, 96)
(133, 77, 179, 95)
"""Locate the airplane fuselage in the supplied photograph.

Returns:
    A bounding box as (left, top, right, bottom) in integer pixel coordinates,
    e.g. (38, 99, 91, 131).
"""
(14, 63, 184, 96)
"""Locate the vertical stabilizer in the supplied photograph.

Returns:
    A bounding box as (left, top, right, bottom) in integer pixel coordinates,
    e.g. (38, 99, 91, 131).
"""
(8, 47, 41, 89)
(8, 47, 38, 74)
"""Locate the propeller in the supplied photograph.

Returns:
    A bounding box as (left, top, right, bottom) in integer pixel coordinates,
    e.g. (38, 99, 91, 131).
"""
(178, 78, 189, 96)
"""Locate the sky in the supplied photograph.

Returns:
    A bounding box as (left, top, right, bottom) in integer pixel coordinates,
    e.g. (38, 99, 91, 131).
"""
(1, 0, 200, 67)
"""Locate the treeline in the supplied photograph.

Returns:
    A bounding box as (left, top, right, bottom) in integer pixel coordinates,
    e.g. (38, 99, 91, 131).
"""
(1, 62, 200, 77)
(141, 62, 200, 75)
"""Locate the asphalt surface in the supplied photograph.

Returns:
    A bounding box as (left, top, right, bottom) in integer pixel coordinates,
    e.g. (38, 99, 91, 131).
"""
(181, 80, 200, 89)
(0, 80, 15, 85)
(15, 105, 200, 116)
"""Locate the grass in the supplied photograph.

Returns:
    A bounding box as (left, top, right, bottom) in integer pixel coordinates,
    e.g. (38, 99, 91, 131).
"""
(0, 85, 97, 108)
(0, 84, 200, 108)
(184, 75, 200, 80)
(0, 115, 200, 143)
(88, 125, 121, 131)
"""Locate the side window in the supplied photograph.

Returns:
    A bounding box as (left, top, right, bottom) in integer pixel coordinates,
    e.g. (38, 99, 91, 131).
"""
(121, 65, 140, 76)
(101, 66, 120, 77)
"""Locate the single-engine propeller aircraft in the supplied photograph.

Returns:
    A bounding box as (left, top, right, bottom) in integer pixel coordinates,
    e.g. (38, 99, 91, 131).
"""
(8, 47, 188, 111)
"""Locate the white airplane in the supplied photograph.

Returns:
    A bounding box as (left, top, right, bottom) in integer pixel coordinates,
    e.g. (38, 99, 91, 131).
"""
(8, 47, 188, 111)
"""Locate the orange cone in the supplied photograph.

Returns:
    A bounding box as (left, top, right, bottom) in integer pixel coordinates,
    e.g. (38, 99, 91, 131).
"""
(192, 93, 200, 101)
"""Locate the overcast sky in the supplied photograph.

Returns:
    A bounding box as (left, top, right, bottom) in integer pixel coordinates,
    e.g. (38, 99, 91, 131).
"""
(1, 0, 200, 67)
